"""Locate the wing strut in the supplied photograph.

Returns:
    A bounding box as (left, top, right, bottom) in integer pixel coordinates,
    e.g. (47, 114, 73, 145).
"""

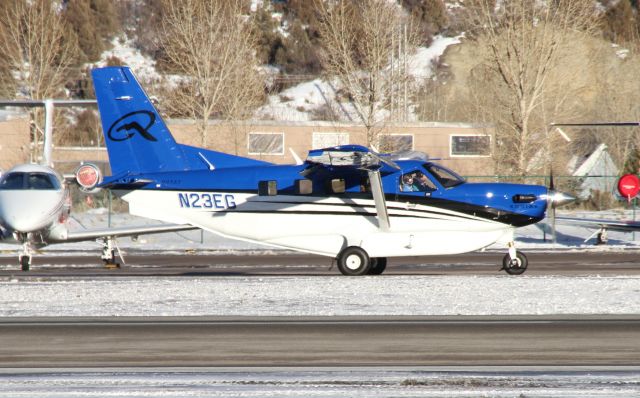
(367, 169, 390, 231)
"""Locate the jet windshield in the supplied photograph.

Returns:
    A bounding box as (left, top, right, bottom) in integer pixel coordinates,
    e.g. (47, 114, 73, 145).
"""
(424, 164, 465, 188)
(0, 172, 60, 190)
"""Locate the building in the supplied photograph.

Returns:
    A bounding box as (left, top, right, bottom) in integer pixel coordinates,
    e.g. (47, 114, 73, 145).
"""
(2, 117, 495, 176)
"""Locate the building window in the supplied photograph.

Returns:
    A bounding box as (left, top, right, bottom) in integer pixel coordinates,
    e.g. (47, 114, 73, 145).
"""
(450, 135, 491, 157)
(248, 132, 284, 155)
(312, 132, 349, 149)
(379, 134, 413, 152)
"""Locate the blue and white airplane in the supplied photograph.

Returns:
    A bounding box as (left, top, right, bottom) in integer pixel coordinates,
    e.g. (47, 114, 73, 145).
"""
(91, 66, 575, 276)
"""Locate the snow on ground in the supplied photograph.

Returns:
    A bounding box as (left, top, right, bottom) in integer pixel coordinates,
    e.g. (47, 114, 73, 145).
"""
(0, 209, 639, 317)
(407, 35, 463, 79)
(2, 274, 640, 317)
(95, 37, 161, 83)
(0, 369, 638, 397)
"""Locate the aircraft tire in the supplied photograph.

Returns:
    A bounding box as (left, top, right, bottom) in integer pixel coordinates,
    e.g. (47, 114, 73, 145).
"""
(502, 251, 528, 275)
(368, 257, 387, 275)
(20, 256, 30, 272)
(337, 246, 371, 276)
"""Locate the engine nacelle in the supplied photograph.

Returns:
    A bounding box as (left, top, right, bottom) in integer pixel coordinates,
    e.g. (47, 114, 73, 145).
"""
(75, 163, 103, 194)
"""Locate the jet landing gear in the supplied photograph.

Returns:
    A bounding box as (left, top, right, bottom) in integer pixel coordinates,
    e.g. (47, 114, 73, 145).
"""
(18, 241, 33, 271)
(502, 244, 528, 275)
(336, 247, 388, 276)
(100, 237, 121, 269)
(19, 254, 31, 272)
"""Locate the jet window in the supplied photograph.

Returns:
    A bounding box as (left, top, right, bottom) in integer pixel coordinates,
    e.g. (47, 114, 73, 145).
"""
(424, 164, 465, 188)
(0, 173, 25, 190)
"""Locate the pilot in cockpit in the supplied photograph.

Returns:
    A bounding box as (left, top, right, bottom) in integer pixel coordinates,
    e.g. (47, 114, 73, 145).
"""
(401, 174, 417, 192)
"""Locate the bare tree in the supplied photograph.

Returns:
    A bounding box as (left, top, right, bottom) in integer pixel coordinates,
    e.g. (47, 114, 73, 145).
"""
(314, 0, 420, 147)
(0, 0, 77, 162)
(461, 0, 598, 176)
(160, 0, 263, 147)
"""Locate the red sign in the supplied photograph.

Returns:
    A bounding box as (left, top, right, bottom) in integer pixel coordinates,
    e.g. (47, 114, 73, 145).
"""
(617, 174, 640, 199)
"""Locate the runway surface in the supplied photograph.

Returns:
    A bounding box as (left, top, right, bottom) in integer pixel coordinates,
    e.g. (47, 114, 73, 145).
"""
(2, 316, 640, 367)
(0, 250, 640, 277)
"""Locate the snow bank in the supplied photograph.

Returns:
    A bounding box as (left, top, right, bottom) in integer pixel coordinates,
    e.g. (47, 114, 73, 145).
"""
(1, 275, 639, 317)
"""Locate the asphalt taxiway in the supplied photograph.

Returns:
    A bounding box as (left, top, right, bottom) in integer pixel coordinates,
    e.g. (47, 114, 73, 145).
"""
(1, 316, 639, 367)
(0, 250, 639, 277)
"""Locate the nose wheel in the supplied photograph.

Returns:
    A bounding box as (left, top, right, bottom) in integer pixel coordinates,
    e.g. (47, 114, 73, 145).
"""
(502, 251, 528, 275)
(19, 241, 33, 271)
(19, 254, 31, 271)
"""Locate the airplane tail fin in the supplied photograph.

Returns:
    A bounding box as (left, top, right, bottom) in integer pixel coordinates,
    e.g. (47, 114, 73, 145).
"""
(91, 66, 189, 175)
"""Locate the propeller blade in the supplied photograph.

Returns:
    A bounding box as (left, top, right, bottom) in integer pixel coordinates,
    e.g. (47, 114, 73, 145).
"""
(551, 200, 556, 244)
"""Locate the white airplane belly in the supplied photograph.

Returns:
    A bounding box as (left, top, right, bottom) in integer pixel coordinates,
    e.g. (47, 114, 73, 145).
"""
(121, 191, 513, 257)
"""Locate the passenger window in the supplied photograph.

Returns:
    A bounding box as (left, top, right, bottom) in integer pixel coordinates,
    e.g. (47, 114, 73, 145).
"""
(329, 179, 345, 194)
(258, 180, 277, 196)
(295, 179, 312, 195)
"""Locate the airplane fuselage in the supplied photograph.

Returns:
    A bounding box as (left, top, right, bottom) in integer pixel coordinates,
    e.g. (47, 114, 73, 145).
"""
(114, 161, 549, 258)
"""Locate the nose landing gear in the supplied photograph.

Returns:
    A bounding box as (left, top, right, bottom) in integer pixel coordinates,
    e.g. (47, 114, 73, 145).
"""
(502, 243, 528, 275)
(18, 240, 33, 271)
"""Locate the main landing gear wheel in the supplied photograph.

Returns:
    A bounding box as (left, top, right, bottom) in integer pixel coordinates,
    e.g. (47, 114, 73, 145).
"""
(368, 257, 387, 275)
(19, 255, 31, 272)
(502, 251, 528, 275)
(337, 246, 371, 276)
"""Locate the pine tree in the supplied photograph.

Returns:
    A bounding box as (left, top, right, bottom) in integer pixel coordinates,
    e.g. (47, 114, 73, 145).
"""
(251, 2, 284, 65)
(63, 0, 119, 63)
(401, 0, 448, 43)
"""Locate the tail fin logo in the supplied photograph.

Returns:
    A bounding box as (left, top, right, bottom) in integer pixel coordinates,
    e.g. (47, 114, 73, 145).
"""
(107, 110, 158, 142)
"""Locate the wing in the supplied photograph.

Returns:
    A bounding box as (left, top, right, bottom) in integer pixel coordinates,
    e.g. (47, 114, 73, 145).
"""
(53, 224, 197, 243)
(556, 216, 640, 233)
(305, 145, 400, 171)
(304, 145, 398, 231)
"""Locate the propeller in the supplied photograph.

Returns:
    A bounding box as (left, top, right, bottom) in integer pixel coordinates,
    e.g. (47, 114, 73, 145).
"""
(549, 168, 556, 244)
(545, 166, 577, 243)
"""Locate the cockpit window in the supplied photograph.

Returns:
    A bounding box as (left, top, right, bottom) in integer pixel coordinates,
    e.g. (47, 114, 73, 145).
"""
(0, 173, 24, 190)
(0, 172, 60, 190)
(424, 164, 465, 188)
(28, 173, 57, 189)
(400, 171, 437, 192)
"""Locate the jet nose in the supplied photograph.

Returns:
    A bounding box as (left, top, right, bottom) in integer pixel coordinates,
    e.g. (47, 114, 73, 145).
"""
(546, 190, 576, 207)
(0, 191, 61, 233)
